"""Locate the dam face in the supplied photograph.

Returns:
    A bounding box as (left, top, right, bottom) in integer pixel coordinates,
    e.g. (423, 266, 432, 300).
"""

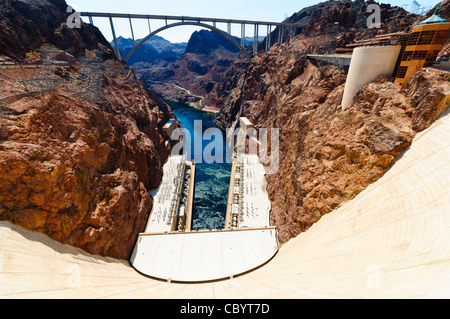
(1, 109, 449, 297)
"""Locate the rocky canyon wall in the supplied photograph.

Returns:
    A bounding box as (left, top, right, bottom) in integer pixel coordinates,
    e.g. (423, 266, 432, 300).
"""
(0, 0, 174, 259)
(208, 0, 420, 109)
(215, 42, 450, 243)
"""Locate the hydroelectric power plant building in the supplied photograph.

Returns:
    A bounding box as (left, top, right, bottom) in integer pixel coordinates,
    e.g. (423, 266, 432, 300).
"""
(340, 7, 450, 108)
(393, 8, 450, 87)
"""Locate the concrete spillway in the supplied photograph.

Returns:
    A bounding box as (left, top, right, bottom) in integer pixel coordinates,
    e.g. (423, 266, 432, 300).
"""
(1, 110, 449, 298)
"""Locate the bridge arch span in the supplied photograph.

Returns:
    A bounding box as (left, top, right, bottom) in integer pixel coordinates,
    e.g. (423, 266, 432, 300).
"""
(124, 21, 252, 63)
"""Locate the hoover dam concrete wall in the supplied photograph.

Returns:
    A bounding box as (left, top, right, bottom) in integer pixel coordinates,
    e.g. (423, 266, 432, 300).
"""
(0, 110, 449, 298)
(341, 45, 401, 109)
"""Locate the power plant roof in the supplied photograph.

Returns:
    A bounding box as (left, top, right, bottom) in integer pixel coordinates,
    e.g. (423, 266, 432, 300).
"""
(418, 7, 448, 25)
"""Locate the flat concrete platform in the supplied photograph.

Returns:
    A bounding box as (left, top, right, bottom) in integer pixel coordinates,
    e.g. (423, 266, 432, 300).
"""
(130, 228, 278, 282)
(307, 53, 352, 66)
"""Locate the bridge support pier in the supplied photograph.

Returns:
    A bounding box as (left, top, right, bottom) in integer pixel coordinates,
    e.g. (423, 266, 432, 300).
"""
(109, 16, 123, 61)
(265, 25, 271, 53)
(253, 24, 259, 54)
(80, 12, 305, 61)
(289, 27, 295, 42)
(278, 26, 285, 45)
(277, 27, 281, 45)
(129, 17, 136, 46)
(240, 23, 245, 47)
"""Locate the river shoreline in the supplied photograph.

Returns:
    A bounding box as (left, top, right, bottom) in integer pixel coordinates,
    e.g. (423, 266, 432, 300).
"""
(192, 105, 221, 114)
(167, 101, 232, 231)
(165, 98, 220, 115)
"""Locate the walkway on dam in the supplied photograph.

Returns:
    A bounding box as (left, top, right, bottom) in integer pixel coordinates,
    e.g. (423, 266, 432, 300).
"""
(307, 54, 352, 67)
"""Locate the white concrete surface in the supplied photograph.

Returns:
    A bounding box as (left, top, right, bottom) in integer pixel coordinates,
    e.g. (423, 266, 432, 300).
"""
(135, 152, 276, 282)
(307, 54, 352, 67)
(239, 117, 254, 131)
(145, 155, 186, 233)
(231, 154, 271, 228)
(341, 45, 401, 108)
(162, 118, 176, 138)
(130, 228, 278, 282)
(0, 110, 449, 298)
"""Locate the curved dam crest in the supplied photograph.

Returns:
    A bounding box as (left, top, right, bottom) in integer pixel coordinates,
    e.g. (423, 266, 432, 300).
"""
(0, 109, 448, 296)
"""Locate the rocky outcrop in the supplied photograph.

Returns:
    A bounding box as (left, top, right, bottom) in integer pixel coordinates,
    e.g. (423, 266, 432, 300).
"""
(184, 30, 240, 55)
(215, 47, 450, 244)
(114, 36, 186, 69)
(139, 30, 243, 106)
(403, 68, 450, 131)
(0, 0, 115, 61)
(251, 0, 418, 56)
(0, 0, 173, 259)
(210, 0, 420, 111)
(204, 59, 250, 109)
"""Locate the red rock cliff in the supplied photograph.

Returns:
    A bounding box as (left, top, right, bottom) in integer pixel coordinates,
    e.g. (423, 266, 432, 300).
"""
(0, 0, 174, 259)
(215, 40, 450, 244)
(208, 0, 419, 109)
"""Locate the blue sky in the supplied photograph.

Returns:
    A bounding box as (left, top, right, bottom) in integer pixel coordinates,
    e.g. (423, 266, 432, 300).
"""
(66, 0, 443, 43)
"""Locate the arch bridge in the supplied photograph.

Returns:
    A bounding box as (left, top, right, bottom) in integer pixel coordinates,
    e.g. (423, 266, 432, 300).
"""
(79, 12, 307, 62)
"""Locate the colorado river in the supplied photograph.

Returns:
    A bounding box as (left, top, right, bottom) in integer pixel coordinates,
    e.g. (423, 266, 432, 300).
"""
(167, 101, 232, 230)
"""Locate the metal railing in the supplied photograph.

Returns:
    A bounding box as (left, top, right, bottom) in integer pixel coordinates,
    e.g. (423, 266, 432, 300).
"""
(80, 12, 307, 61)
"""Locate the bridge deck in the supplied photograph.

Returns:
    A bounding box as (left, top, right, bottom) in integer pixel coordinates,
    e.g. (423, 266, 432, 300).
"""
(80, 12, 307, 27)
(80, 11, 307, 60)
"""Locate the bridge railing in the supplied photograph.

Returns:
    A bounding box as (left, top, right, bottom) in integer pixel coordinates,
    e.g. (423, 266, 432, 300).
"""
(79, 12, 307, 61)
